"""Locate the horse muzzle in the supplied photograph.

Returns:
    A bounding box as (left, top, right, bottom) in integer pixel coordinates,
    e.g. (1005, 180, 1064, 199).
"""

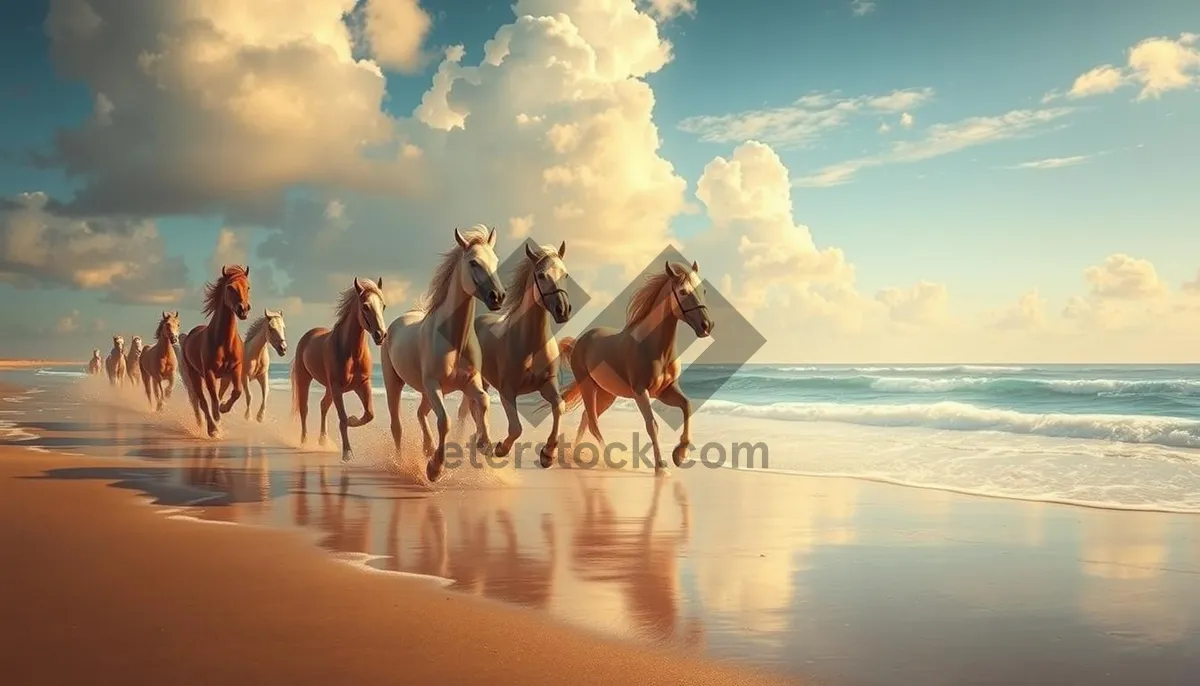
(483, 288, 506, 312)
(371, 330, 386, 347)
(236, 303, 251, 320)
(275, 342, 288, 356)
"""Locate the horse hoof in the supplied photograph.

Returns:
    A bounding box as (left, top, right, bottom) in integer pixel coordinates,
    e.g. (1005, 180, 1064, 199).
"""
(318, 436, 329, 447)
(426, 457, 445, 482)
(256, 415, 264, 424)
(654, 464, 671, 477)
(672, 443, 690, 468)
(539, 445, 556, 469)
(494, 442, 511, 458)
(341, 450, 354, 463)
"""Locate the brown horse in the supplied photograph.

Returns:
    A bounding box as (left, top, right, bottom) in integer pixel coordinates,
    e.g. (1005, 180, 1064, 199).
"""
(290, 278, 387, 462)
(140, 311, 181, 412)
(104, 335, 126, 386)
(124, 336, 144, 389)
(87, 349, 101, 375)
(556, 261, 714, 471)
(182, 265, 252, 437)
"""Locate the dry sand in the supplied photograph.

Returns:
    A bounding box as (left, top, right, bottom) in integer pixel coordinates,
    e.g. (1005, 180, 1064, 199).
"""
(0, 444, 792, 685)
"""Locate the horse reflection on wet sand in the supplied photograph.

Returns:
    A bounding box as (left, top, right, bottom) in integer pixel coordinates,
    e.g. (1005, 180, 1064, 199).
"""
(570, 475, 703, 646)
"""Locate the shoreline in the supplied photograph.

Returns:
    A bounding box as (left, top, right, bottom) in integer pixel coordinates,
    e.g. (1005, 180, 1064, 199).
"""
(0, 359, 79, 369)
(0, 443, 791, 685)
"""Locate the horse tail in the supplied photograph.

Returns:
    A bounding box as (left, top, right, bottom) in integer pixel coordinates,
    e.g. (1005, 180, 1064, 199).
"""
(555, 336, 584, 413)
(290, 355, 301, 418)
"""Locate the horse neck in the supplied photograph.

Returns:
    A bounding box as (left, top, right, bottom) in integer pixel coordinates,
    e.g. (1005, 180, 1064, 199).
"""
(246, 324, 270, 359)
(333, 310, 365, 356)
(628, 287, 679, 361)
(210, 303, 239, 347)
(433, 265, 477, 354)
(512, 279, 552, 349)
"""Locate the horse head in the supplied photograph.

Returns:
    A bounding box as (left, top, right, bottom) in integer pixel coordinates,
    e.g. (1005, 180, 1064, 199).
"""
(666, 260, 714, 338)
(130, 335, 143, 353)
(352, 278, 387, 347)
(160, 311, 181, 345)
(92, 349, 100, 359)
(526, 240, 573, 324)
(264, 308, 289, 356)
(455, 225, 506, 311)
(221, 264, 252, 320)
(112, 335, 125, 351)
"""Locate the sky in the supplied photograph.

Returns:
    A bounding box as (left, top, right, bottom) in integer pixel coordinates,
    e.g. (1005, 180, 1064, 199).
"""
(0, 0, 1198, 363)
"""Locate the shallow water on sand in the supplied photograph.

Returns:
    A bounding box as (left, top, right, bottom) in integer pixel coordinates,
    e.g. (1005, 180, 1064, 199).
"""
(5, 371, 1200, 685)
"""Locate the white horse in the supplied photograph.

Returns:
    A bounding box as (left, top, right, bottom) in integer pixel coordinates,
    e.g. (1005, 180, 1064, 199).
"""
(380, 225, 507, 482)
(219, 309, 288, 423)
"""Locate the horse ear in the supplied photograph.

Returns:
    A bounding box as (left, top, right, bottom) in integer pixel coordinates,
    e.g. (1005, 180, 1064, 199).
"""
(558, 241, 566, 259)
(691, 260, 699, 273)
(263, 307, 269, 318)
(174, 310, 179, 319)
(354, 277, 365, 294)
(244, 265, 250, 277)
(665, 261, 681, 278)
(487, 226, 497, 246)
(454, 227, 469, 250)
(525, 242, 538, 262)
(162, 310, 168, 320)
(377, 276, 383, 290)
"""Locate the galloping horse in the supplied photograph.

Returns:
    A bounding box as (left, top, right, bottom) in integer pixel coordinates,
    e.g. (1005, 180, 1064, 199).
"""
(87, 350, 101, 375)
(181, 265, 252, 437)
(104, 335, 126, 386)
(219, 309, 288, 423)
(556, 261, 714, 471)
(140, 311, 181, 412)
(456, 240, 574, 466)
(381, 225, 507, 482)
(291, 278, 387, 462)
(124, 336, 144, 389)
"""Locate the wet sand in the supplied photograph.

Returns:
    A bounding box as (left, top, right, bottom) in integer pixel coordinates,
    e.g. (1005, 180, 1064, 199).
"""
(4, 371, 1200, 684)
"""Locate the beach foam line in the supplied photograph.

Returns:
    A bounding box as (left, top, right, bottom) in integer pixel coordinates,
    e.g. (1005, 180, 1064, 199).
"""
(694, 399, 1200, 449)
(329, 552, 456, 586)
(736, 465, 1200, 515)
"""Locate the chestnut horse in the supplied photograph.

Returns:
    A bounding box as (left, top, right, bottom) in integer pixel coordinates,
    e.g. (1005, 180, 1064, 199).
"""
(553, 261, 714, 472)
(456, 240, 574, 467)
(182, 265, 252, 437)
(291, 278, 387, 462)
(381, 226, 507, 482)
(140, 311, 181, 412)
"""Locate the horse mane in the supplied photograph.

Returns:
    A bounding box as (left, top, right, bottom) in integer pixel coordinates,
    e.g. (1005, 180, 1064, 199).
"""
(201, 265, 248, 317)
(412, 226, 489, 313)
(243, 313, 270, 342)
(625, 263, 690, 329)
(500, 243, 561, 317)
(334, 279, 384, 326)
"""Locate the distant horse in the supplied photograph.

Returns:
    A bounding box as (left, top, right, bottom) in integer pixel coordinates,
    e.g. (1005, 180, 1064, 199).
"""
(87, 350, 101, 375)
(219, 309, 288, 423)
(456, 240, 574, 466)
(140, 311, 181, 412)
(104, 335, 126, 386)
(555, 261, 714, 472)
(124, 336, 144, 389)
(381, 226, 507, 482)
(182, 264, 252, 438)
(291, 278, 387, 462)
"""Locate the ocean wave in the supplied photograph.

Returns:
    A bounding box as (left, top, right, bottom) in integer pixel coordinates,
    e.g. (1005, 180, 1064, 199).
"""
(684, 372, 1200, 400)
(698, 399, 1200, 449)
(36, 369, 87, 378)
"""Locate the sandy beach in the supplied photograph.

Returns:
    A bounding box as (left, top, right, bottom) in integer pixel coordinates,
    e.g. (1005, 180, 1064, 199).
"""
(4, 368, 1200, 685)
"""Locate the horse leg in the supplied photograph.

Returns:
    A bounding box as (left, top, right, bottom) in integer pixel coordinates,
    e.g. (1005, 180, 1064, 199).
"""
(329, 383, 354, 463)
(318, 389, 333, 447)
(417, 396, 435, 457)
(423, 383, 451, 482)
(201, 371, 222, 437)
(219, 366, 243, 415)
(656, 383, 692, 468)
(631, 389, 665, 472)
(242, 374, 253, 420)
(492, 389, 521, 459)
(154, 379, 165, 413)
(381, 351, 405, 453)
(183, 366, 203, 427)
(346, 383, 374, 428)
(256, 373, 268, 423)
(142, 373, 154, 411)
(536, 381, 564, 469)
(464, 377, 493, 457)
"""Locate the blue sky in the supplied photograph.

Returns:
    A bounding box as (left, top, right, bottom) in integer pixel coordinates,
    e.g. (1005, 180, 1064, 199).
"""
(1, 0, 1198, 361)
